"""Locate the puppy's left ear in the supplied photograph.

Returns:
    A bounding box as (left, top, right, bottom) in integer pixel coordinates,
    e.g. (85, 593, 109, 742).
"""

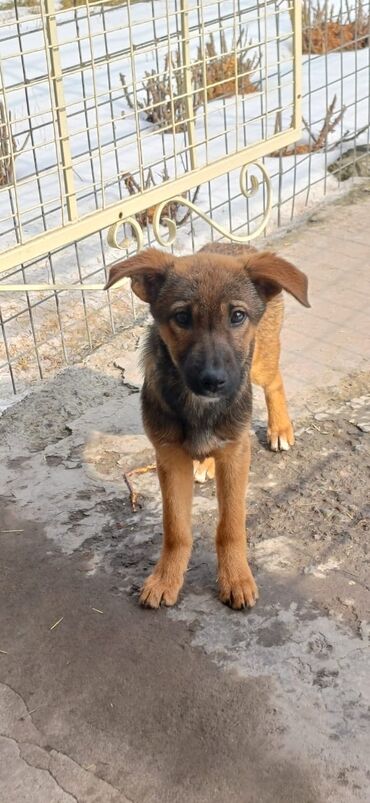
(244, 251, 310, 307)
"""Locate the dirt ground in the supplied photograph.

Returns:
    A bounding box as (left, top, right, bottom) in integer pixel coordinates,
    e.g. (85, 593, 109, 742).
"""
(0, 359, 369, 803)
(1, 186, 370, 803)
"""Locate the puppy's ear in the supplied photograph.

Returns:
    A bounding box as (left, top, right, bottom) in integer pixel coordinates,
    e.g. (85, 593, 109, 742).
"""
(104, 248, 174, 303)
(244, 251, 310, 307)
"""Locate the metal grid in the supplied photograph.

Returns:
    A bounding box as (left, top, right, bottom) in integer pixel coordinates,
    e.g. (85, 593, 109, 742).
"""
(0, 0, 300, 265)
(0, 0, 369, 398)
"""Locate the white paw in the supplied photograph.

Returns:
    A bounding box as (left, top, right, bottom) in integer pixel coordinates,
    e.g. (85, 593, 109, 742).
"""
(193, 458, 215, 483)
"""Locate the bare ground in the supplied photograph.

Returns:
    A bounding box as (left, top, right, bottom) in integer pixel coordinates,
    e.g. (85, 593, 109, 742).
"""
(0, 359, 369, 802)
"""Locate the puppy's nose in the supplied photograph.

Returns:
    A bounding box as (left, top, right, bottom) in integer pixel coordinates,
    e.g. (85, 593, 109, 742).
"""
(199, 367, 227, 395)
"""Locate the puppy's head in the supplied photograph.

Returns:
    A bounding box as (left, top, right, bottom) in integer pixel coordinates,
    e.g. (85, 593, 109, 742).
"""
(105, 247, 309, 400)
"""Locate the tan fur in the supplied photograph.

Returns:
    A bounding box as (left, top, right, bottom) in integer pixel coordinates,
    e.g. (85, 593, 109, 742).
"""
(140, 443, 194, 608)
(105, 244, 309, 609)
(251, 294, 294, 449)
(214, 435, 258, 608)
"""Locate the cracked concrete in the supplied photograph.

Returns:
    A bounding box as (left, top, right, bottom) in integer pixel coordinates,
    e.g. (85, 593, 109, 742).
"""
(1, 187, 370, 802)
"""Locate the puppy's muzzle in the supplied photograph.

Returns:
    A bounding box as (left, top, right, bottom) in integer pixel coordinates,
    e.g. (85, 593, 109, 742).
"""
(197, 366, 227, 397)
(182, 343, 241, 399)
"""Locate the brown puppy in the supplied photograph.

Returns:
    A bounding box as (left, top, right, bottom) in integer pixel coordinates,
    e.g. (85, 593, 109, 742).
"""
(105, 243, 309, 609)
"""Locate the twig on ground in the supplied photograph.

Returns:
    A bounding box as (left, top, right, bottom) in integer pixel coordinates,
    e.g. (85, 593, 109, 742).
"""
(124, 464, 157, 513)
(49, 616, 64, 631)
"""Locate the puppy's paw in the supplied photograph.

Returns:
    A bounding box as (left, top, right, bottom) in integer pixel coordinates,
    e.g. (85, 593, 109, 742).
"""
(218, 566, 259, 610)
(139, 571, 182, 609)
(193, 457, 216, 483)
(268, 421, 295, 452)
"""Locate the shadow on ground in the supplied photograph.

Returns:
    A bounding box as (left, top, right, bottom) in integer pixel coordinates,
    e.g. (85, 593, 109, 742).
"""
(0, 365, 369, 802)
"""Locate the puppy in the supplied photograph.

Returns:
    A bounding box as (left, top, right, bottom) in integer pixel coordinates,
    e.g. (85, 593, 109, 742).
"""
(105, 243, 309, 609)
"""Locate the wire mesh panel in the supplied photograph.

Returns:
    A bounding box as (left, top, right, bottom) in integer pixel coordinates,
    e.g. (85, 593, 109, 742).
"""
(0, 0, 301, 270)
(0, 0, 302, 397)
(0, 0, 369, 398)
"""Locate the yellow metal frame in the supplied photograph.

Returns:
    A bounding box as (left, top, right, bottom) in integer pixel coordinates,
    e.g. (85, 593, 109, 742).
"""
(0, 0, 302, 292)
(43, 0, 78, 224)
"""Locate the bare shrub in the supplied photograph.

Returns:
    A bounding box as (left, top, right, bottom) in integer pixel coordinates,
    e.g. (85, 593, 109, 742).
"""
(271, 95, 346, 156)
(0, 99, 30, 186)
(121, 26, 260, 133)
(121, 168, 200, 226)
(193, 28, 260, 102)
(302, 0, 369, 53)
(120, 52, 197, 134)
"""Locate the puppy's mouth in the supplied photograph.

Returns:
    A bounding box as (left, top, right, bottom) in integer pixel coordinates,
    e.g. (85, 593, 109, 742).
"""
(183, 373, 239, 401)
(190, 389, 222, 402)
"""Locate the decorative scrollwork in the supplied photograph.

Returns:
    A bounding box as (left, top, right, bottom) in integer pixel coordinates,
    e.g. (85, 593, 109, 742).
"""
(0, 164, 272, 293)
(105, 162, 272, 255)
(107, 215, 144, 252)
(152, 162, 272, 247)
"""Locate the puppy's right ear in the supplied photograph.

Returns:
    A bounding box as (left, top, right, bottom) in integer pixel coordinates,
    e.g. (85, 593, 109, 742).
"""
(104, 248, 173, 303)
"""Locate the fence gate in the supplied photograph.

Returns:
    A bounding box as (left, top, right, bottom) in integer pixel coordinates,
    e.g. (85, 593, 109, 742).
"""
(0, 0, 301, 392)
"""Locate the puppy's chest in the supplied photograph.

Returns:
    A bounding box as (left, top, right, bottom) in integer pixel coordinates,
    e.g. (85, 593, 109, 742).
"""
(183, 425, 230, 460)
(178, 389, 252, 459)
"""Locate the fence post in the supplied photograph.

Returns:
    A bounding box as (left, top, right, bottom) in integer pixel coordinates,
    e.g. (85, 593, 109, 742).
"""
(43, 0, 78, 223)
(180, 0, 197, 171)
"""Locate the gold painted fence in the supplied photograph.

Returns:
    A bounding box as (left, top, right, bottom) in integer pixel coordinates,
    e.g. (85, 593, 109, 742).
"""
(0, 0, 302, 292)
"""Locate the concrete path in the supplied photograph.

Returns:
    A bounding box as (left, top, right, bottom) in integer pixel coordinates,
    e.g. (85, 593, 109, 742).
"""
(0, 184, 369, 803)
(274, 184, 370, 415)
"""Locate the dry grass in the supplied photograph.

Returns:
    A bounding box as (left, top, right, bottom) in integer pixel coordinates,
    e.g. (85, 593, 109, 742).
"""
(0, 100, 16, 186)
(271, 95, 346, 156)
(121, 26, 259, 133)
(302, 0, 369, 53)
(0, 0, 39, 9)
(0, 292, 133, 386)
(120, 168, 200, 227)
(121, 52, 198, 134)
(193, 28, 260, 102)
(60, 0, 131, 8)
(0, 99, 30, 186)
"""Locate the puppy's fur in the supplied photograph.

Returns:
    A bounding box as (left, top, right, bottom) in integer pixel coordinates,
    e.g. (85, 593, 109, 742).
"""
(105, 243, 309, 609)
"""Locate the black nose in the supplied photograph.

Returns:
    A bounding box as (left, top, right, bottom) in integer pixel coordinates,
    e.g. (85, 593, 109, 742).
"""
(199, 368, 227, 395)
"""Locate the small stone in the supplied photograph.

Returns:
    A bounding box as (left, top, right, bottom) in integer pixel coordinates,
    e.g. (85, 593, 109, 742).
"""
(308, 214, 324, 224)
(355, 421, 370, 433)
(314, 412, 330, 421)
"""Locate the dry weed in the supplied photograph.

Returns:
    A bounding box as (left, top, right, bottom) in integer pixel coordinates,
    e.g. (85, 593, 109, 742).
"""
(121, 52, 196, 134)
(0, 99, 30, 186)
(271, 95, 346, 156)
(193, 28, 260, 102)
(120, 168, 200, 227)
(121, 26, 260, 132)
(302, 0, 369, 53)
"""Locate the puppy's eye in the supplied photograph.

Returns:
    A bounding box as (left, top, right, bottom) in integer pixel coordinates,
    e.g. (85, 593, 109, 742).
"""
(230, 309, 248, 326)
(173, 309, 191, 328)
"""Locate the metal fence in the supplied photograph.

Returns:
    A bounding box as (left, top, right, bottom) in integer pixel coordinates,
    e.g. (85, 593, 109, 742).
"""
(0, 0, 369, 398)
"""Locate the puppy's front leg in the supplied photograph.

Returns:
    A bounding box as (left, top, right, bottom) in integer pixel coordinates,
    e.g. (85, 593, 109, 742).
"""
(215, 436, 258, 609)
(140, 444, 194, 608)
